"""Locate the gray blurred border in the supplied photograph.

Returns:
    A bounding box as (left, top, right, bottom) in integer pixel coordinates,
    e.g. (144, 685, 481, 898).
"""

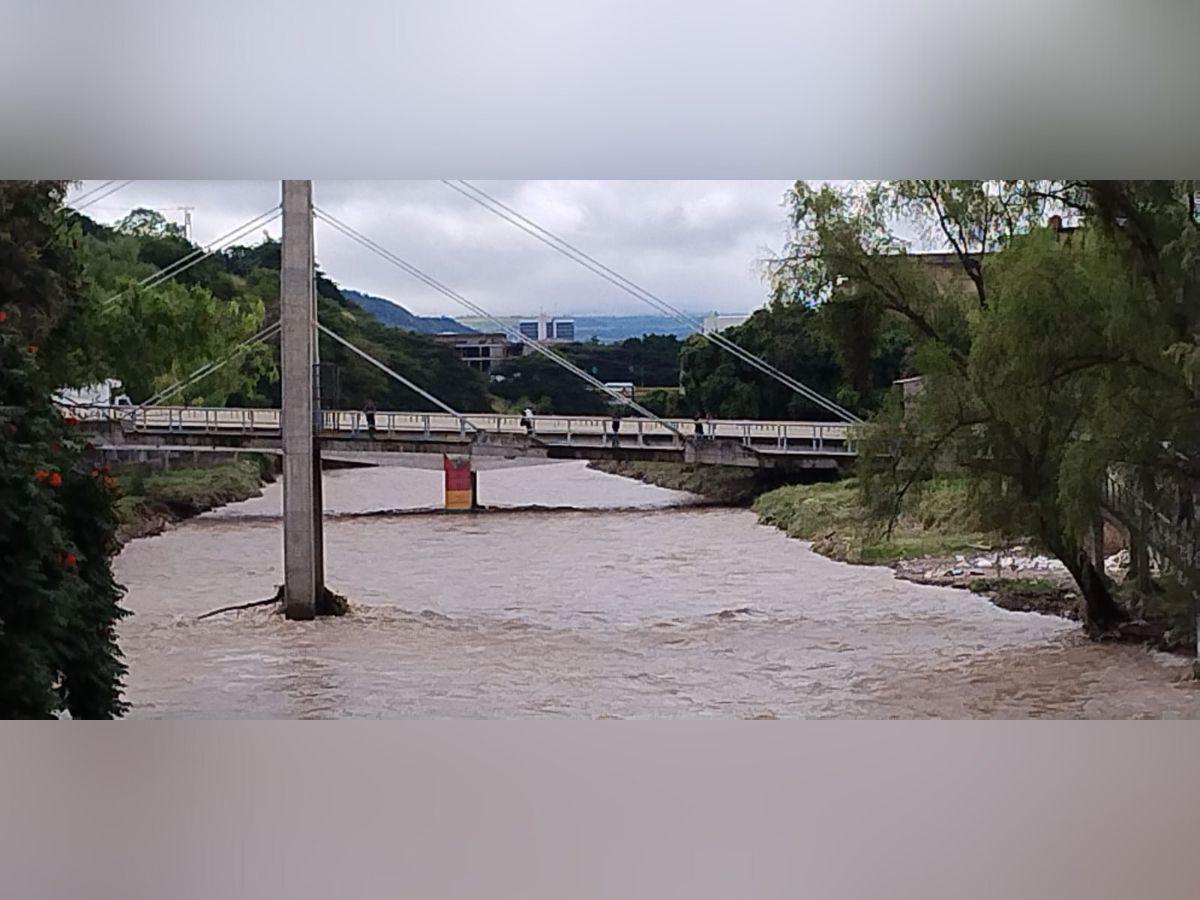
(1, 722, 1197, 899)
(1, 0, 1197, 177)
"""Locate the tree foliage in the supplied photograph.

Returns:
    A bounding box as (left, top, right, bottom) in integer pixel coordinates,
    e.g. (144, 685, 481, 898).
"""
(680, 302, 908, 420)
(0, 181, 127, 718)
(778, 180, 1199, 633)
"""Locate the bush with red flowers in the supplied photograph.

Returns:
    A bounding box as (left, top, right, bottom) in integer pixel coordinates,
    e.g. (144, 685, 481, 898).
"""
(0, 181, 128, 719)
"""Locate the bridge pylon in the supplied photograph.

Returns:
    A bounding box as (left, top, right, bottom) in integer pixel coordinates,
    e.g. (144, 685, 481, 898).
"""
(280, 180, 325, 619)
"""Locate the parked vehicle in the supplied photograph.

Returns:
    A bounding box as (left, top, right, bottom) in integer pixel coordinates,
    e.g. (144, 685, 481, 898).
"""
(53, 379, 132, 408)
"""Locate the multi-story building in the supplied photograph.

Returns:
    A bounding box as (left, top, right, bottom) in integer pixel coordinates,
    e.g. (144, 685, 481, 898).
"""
(516, 314, 576, 344)
(431, 332, 522, 374)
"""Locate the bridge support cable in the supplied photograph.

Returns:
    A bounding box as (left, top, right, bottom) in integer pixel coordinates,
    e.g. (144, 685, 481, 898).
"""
(441, 179, 862, 424)
(315, 321, 478, 432)
(312, 207, 682, 436)
(136, 319, 281, 411)
(102, 205, 283, 310)
(67, 180, 135, 213)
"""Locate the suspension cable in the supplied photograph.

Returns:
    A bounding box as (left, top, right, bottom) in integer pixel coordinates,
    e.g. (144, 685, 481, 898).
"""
(138, 320, 281, 410)
(102, 205, 282, 310)
(316, 321, 477, 430)
(312, 207, 681, 435)
(441, 179, 861, 423)
(69, 180, 135, 213)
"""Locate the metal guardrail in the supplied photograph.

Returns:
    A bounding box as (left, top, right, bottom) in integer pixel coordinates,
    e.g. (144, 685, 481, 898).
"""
(66, 404, 857, 454)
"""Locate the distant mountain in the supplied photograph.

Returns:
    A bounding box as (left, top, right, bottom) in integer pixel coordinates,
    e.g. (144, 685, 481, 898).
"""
(455, 314, 704, 343)
(341, 289, 471, 334)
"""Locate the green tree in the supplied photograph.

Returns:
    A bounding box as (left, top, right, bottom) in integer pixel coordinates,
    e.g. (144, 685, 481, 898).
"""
(0, 181, 128, 718)
(490, 353, 610, 414)
(777, 180, 1197, 634)
(680, 303, 904, 420)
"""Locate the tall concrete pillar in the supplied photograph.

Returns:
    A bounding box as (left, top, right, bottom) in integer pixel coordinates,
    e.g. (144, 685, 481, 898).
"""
(280, 180, 323, 619)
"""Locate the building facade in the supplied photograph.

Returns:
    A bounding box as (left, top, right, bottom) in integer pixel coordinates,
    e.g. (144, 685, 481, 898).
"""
(431, 332, 522, 374)
(517, 314, 576, 344)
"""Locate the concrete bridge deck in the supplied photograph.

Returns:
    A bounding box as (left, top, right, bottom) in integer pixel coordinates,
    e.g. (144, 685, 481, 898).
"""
(76, 406, 856, 470)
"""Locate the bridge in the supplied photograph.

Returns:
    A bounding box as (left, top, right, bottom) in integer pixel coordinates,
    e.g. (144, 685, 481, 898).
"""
(78, 405, 855, 470)
(86, 179, 867, 620)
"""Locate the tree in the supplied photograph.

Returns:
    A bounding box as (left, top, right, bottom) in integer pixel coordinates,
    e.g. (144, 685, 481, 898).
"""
(774, 180, 1196, 634)
(115, 207, 182, 239)
(0, 181, 127, 717)
(491, 353, 610, 414)
(680, 302, 906, 420)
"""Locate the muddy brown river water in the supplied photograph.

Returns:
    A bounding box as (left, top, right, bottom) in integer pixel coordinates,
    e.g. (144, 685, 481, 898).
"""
(113, 459, 1200, 718)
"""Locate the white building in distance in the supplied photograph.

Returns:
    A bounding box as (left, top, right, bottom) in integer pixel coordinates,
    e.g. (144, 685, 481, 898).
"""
(701, 313, 750, 333)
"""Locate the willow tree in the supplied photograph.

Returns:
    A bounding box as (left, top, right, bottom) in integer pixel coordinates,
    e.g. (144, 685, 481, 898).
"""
(771, 180, 1194, 634)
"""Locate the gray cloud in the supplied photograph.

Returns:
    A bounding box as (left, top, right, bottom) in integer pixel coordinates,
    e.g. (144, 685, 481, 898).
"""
(70, 180, 794, 317)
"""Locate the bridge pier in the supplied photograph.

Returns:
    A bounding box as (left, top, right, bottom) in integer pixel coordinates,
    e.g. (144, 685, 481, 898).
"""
(444, 453, 476, 510)
(280, 179, 325, 619)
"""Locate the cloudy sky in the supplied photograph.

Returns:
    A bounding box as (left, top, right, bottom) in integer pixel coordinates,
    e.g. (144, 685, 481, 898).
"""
(69, 180, 797, 318)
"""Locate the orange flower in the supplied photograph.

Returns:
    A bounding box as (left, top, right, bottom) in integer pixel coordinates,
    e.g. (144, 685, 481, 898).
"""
(27, 344, 37, 354)
(33, 468, 48, 481)
(48, 471, 62, 487)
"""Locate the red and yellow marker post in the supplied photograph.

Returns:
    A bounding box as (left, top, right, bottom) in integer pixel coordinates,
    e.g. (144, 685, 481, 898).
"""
(443, 454, 476, 510)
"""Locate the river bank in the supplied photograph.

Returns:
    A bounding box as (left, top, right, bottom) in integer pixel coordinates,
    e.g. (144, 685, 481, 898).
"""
(594, 462, 1089, 623)
(586, 459, 789, 505)
(113, 457, 274, 544)
(750, 478, 1200, 654)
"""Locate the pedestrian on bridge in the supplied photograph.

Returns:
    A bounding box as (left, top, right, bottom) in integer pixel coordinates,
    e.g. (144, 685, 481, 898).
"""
(363, 400, 377, 438)
(693, 413, 704, 440)
(521, 407, 534, 435)
(610, 413, 621, 447)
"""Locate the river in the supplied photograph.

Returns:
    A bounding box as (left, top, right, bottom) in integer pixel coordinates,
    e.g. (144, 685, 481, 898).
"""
(113, 459, 1200, 718)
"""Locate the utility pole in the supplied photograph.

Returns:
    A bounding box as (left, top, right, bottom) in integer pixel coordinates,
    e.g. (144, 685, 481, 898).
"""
(280, 180, 323, 619)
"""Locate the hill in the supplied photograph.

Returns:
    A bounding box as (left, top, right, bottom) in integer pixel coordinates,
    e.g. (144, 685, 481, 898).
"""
(341, 288, 470, 334)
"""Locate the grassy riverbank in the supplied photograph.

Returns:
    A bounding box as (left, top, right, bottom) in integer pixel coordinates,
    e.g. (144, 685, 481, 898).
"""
(114, 457, 274, 544)
(752, 478, 997, 564)
(587, 459, 786, 505)
(585, 460, 763, 504)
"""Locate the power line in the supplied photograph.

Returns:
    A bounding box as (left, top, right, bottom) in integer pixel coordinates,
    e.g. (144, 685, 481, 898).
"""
(312, 207, 682, 435)
(317, 322, 477, 430)
(441, 179, 861, 423)
(139, 320, 282, 410)
(69, 180, 135, 213)
(102, 205, 281, 310)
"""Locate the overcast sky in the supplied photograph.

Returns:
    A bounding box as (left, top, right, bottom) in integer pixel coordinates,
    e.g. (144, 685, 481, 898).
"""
(69, 180, 797, 318)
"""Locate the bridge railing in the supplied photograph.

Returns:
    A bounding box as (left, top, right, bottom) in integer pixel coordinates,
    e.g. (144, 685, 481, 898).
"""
(71, 404, 856, 452)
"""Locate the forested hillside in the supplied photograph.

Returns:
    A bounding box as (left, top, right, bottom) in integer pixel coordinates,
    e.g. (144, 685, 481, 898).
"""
(73, 210, 492, 412)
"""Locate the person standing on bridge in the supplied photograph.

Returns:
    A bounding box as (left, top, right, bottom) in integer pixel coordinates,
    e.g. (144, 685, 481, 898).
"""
(363, 400, 377, 438)
(693, 412, 704, 440)
(521, 407, 534, 435)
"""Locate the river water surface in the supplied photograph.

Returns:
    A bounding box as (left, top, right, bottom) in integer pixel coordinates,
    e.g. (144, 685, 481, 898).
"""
(114, 460, 1200, 718)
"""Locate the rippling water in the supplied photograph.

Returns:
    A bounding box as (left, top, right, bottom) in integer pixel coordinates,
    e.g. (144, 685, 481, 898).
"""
(113, 459, 1200, 718)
